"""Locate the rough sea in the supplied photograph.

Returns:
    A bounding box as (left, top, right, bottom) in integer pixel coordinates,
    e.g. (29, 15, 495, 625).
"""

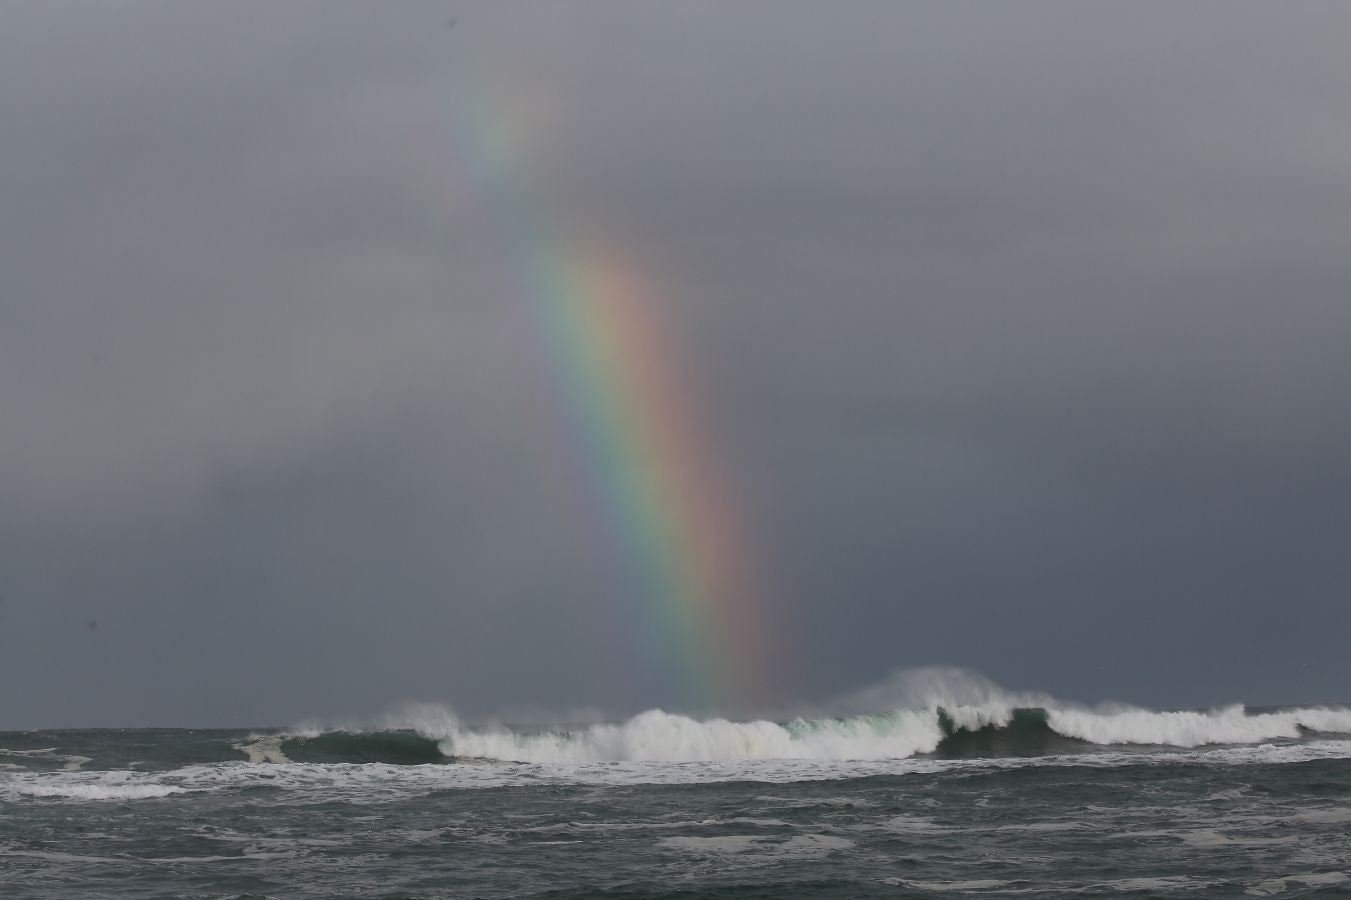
(4, 700, 1351, 899)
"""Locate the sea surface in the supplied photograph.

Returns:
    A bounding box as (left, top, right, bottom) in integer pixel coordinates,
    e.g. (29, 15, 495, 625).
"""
(4, 703, 1351, 898)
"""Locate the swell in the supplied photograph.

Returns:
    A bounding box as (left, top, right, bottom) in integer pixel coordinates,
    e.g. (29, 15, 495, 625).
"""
(276, 731, 446, 765)
(7, 704, 1348, 771)
(431, 705, 1351, 765)
(933, 708, 1090, 758)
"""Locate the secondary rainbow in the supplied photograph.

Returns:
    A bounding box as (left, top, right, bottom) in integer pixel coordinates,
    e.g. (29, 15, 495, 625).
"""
(450, 89, 769, 708)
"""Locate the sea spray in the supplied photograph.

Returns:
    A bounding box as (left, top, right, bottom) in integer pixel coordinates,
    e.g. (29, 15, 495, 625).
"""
(413, 703, 1351, 764)
(1047, 704, 1351, 748)
(437, 709, 951, 764)
(246, 669, 1351, 765)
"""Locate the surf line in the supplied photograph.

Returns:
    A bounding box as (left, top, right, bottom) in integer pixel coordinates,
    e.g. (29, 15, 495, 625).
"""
(447, 85, 770, 709)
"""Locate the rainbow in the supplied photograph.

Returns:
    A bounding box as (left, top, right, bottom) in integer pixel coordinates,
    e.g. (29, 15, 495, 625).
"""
(450, 89, 769, 709)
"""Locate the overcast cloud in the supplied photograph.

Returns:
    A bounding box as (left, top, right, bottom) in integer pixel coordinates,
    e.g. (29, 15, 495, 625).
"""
(2, 1, 1350, 727)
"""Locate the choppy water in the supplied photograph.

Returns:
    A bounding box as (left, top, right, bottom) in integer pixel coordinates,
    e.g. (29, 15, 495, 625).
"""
(4, 705, 1351, 898)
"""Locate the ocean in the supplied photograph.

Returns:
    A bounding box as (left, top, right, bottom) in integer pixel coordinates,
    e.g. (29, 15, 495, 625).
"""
(3, 703, 1351, 898)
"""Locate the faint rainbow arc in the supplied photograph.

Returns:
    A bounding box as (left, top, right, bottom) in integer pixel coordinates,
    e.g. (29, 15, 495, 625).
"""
(445, 89, 769, 709)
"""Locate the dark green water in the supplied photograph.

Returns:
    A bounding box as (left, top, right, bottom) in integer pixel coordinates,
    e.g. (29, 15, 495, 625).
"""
(3, 716, 1350, 898)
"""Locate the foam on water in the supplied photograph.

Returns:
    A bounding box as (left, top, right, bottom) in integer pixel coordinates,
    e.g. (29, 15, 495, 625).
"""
(204, 670, 1351, 768)
(437, 707, 963, 763)
(2, 768, 192, 801)
(13, 782, 185, 800)
(1247, 872, 1349, 896)
(884, 879, 1015, 892)
(351, 670, 1351, 764)
(417, 701, 1351, 764)
(7, 737, 1351, 802)
(659, 833, 854, 859)
(1048, 704, 1351, 748)
(0, 747, 95, 771)
(1090, 876, 1209, 892)
(234, 735, 289, 764)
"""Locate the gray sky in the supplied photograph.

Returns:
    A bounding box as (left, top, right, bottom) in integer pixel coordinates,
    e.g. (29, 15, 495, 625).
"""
(3, 1, 1350, 727)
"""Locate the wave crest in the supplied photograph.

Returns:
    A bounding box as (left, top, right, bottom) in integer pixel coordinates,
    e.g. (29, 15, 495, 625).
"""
(1048, 704, 1351, 748)
(258, 670, 1351, 765)
(440, 708, 960, 764)
(424, 703, 1351, 764)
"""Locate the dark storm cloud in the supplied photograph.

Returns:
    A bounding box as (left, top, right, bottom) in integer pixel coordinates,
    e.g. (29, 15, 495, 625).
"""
(2, 1, 1350, 726)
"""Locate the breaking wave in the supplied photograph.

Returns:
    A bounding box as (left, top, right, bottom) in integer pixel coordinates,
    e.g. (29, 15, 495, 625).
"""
(417, 704, 1351, 765)
(10, 670, 1349, 776)
(345, 671, 1351, 764)
(1046, 704, 1351, 748)
(229, 686, 1351, 767)
(278, 730, 445, 765)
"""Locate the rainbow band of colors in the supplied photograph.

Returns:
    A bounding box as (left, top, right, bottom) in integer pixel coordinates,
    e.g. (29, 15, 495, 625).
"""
(457, 92, 767, 709)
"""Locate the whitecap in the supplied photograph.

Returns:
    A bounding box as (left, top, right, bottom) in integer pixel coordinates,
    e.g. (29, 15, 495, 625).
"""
(1247, 871, 1349, 896)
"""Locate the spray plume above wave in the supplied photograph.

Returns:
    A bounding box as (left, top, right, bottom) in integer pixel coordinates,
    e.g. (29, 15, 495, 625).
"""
(250, 668, 1351, 767)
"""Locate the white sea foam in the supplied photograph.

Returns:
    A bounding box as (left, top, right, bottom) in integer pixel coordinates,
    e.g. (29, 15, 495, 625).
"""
(6, 738, 1351, 801)
(258, 670, 1350, 766)
(1089, 876, 1208, 892)
(2, 769, 190, 801)
(14, 782, 185, 800)
(658, 833, 853, 858)
(1247, 871, 1349, 896)
(417, 701, 1351, 764)
(234, 735, 289, 764)
(883, 814, 954, 833)
(1288, 807, 1351, 824)
(883, 879, 1014, 892)
(363, 669, 1351, 764)
(436, 707, 961, 763)
(1178, 829, 1296, 849)
(1048, 704, 1351, 748)
(1, 746, 96, 770)
(0, 849, 130, 864)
